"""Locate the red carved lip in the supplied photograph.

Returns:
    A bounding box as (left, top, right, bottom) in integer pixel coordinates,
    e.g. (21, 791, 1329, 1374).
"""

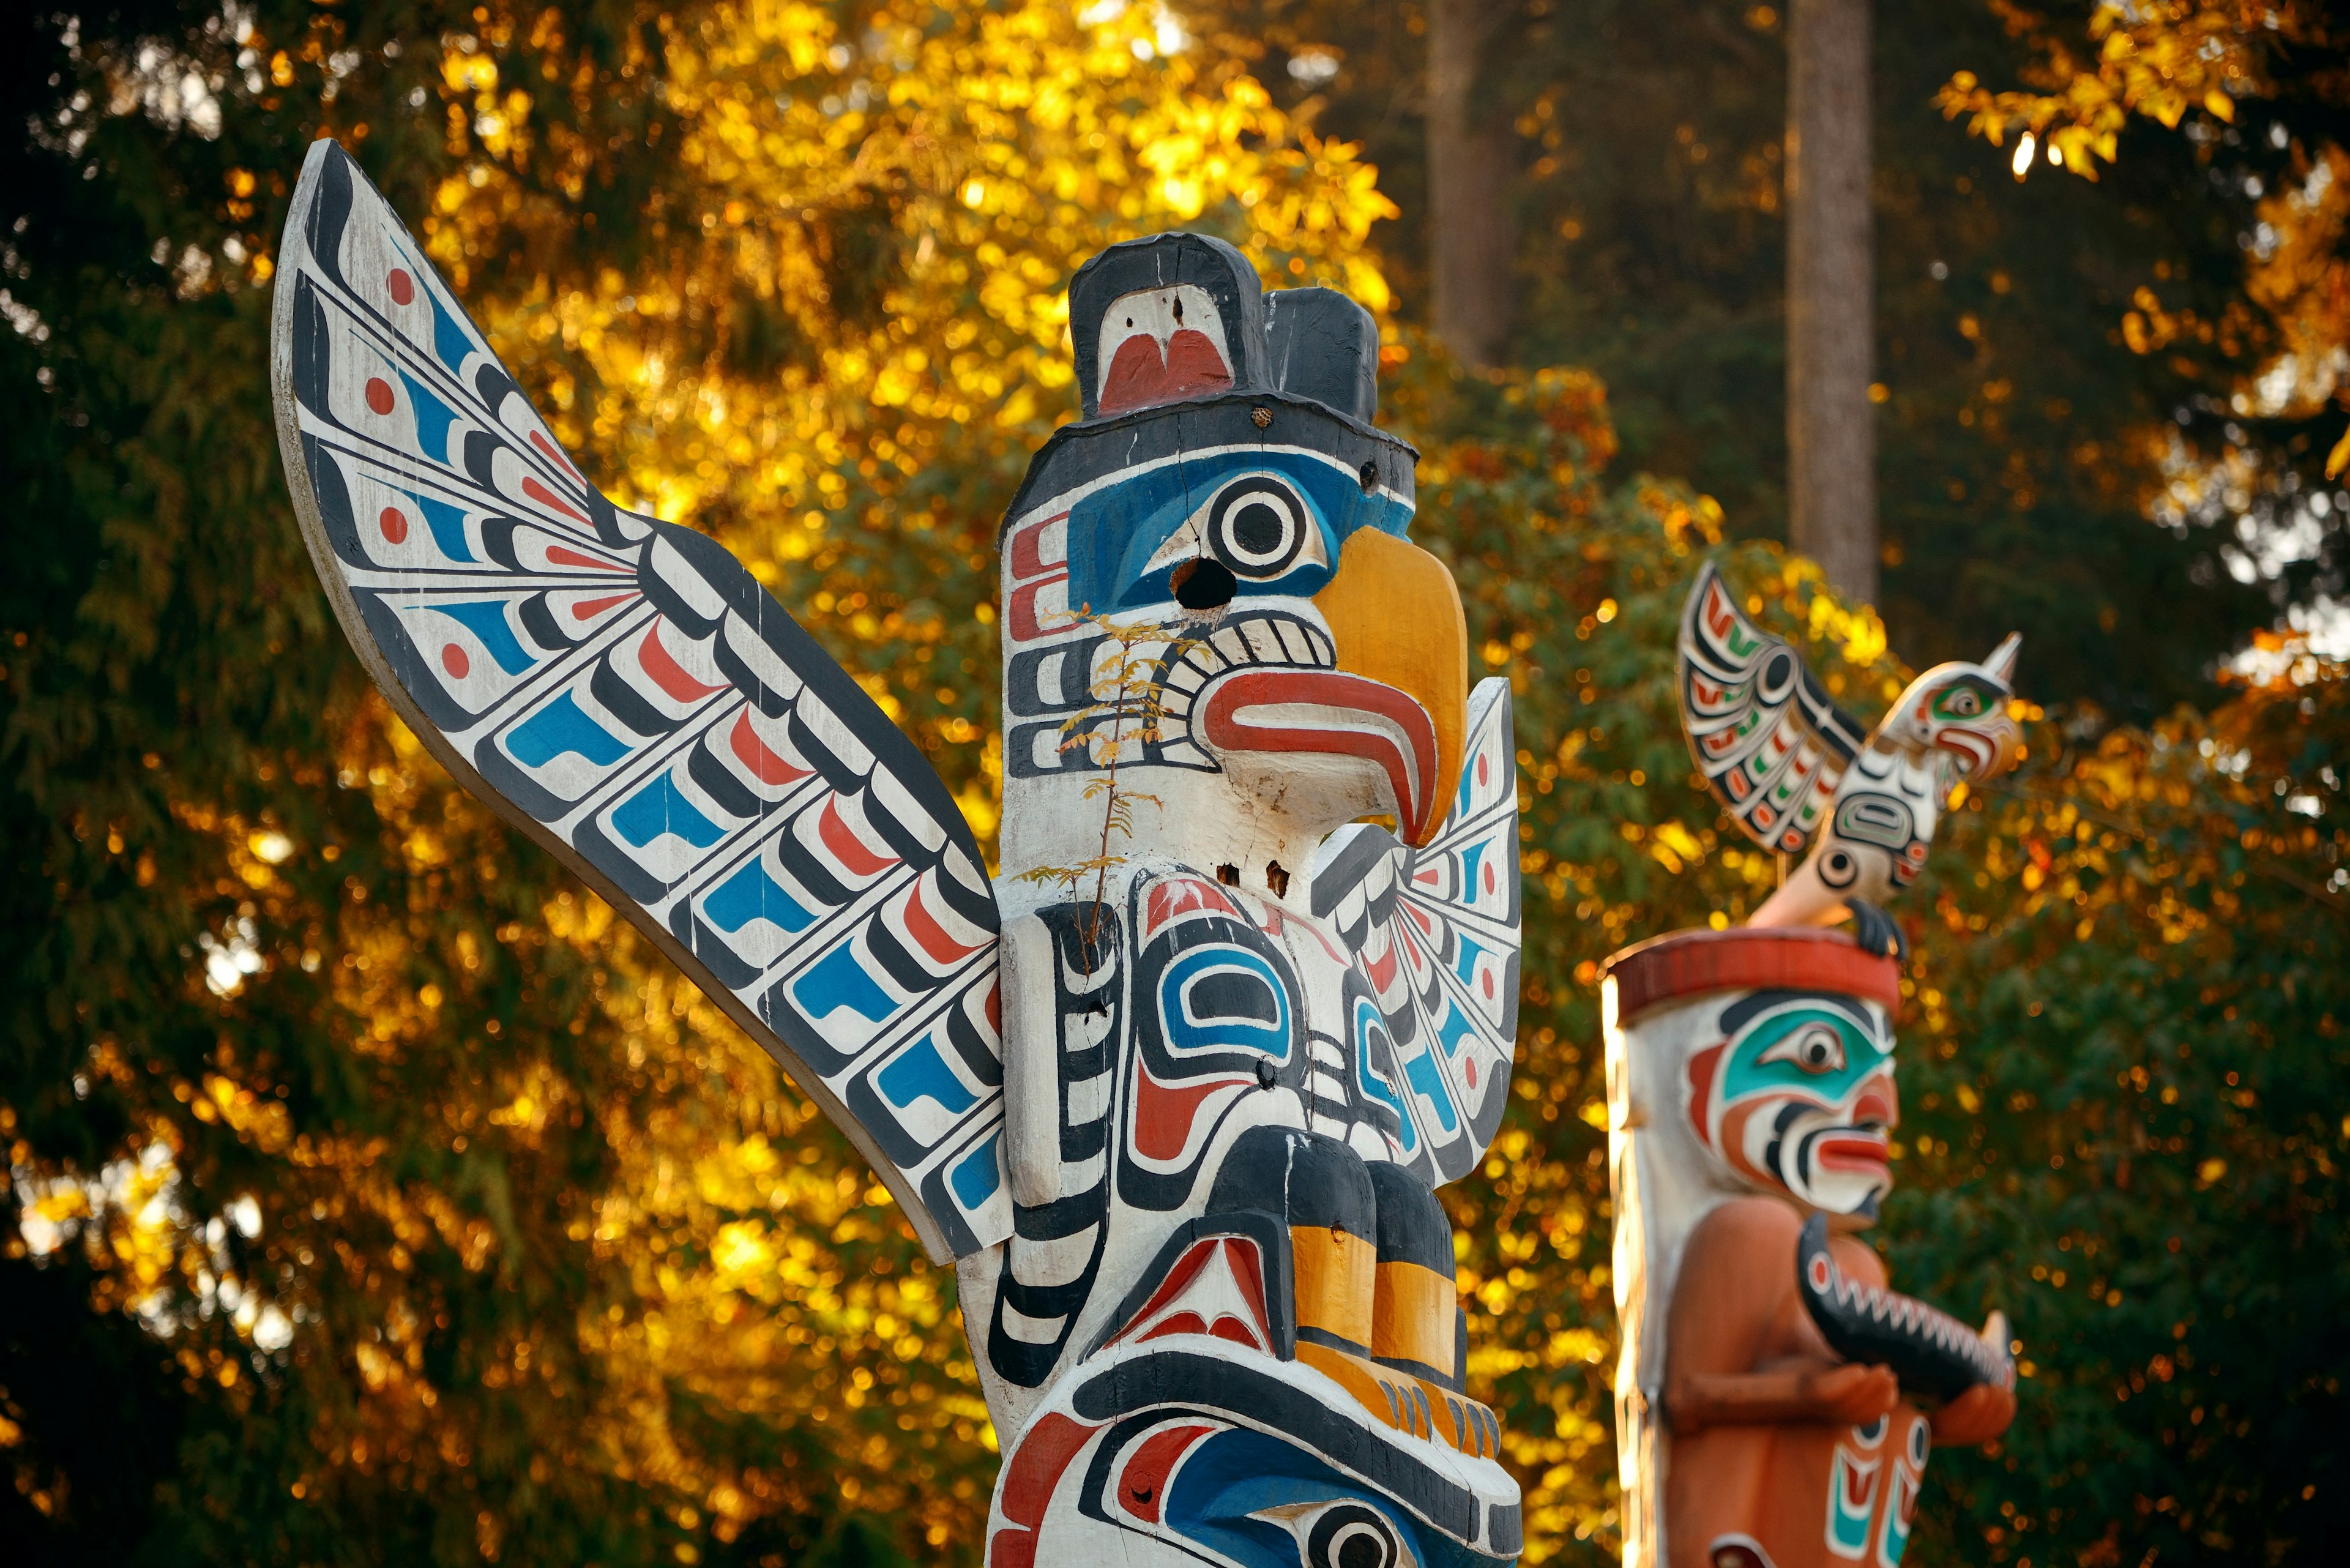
(1197, 668, 1437, 834)
(1815, 1130, 1892, 1174)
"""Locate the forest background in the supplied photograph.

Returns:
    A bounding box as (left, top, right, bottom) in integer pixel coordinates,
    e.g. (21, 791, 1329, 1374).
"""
(1, 1, 2344, 1565)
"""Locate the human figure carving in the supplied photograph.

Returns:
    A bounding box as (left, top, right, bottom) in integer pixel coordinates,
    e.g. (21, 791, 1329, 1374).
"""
(1598, 569, 2023, 1568)
(274, 140, 1523, 1565)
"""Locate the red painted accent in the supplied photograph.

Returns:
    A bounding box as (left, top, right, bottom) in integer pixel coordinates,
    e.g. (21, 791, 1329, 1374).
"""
(902, 876, 983, 966)
(1816, 1133, 1891, 1174)
(1685, 1043, 1726, 1142)
(570, 591, 637, 622)
(1464, 1057, 1479, 1088)
(985, 979, 1001, 1035)
(1414, 867, 1443, 886)
(817, 798, 898, 878)
(365, 377, 395, 415)
(1133, 1073, 1245, 1162)
(1477, 753, 1490, 786)
(386, 268, 415, 305)
(990, 1412, 1095, 1568)
(1007, 512, 1069, 580)
(638, 626, 725, 701)
(523, 475, 589, 524)
(1197, 669, 1438, 841)
(1483, 862, 1496, 895)
(1140, 1312, 1207, 1342)
(1482, 969, 1495, 999)
(1222, 1238, 1270, 1340)
(440, 643, 470, 679)
(1007, 572, 1068, 644)
(1108, 1241, 1218, 1350)
(1118, 1424, 1214, 1523)
(1360, 935, 1399, 991)
(729, 710, 810, 785)
(1209, 1315, 1260, 1346)
(1144, 877, 1234, 932)
(1604, 927, 1903, 1024)
(1404, 902, 1436, 936)
(546, 545, 630, 572)
(1099, 329, 1232, 415)
(378, 506, 408, 543)
(529, 428, 582, 479)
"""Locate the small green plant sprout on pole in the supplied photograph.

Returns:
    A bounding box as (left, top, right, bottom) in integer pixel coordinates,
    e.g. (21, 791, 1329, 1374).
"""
(1012, 606, 1203, 963)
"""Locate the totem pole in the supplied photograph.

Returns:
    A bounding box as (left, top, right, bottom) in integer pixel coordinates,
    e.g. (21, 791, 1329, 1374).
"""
(273, 141, 1524, 1566)
(1601, 565, 2024, 1568)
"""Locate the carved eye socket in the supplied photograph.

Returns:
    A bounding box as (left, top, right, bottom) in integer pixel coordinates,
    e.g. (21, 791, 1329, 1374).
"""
(1304, 1504, 1407, 1568)
(1759, 1022, 1847, 1074)
(1944, 687, 1982, 717)
(1207, 477, 1322, 578)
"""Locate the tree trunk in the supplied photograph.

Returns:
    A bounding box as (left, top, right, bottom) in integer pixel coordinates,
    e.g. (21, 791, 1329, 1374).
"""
(1785, 0, 1877, 605)
(1428, 0, 1515, 370)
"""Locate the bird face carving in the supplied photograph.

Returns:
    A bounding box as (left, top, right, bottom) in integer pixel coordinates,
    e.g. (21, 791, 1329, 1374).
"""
(999, 235, 1469, 894)
(1895, 638, 2026, 783)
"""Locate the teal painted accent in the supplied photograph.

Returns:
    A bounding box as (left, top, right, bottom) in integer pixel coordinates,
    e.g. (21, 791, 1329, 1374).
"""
(428, 600, 535, 674)
(793, 944, 898, 1025)
(395, 370, 459, 461)
(508, 693, 629, 767)
(1827, 1449, 1877, 1558)
(948, 1133, 1002, 1211)
(400, 489, 474, 562)
(1160, 947, 1291, 1058)
(703, 859, 814, 935)
(1460, 839, 1487, 897)
(610, 772, 724, 850)
(424, 288, 475, 374)
(877, 1035, 978, 1118)
(1401, 1047, 1459, 1132)
(1720, 1003, 1889, 1106)
(1451, 932, 1486, 986)
(1433, 999, 1476, 1058)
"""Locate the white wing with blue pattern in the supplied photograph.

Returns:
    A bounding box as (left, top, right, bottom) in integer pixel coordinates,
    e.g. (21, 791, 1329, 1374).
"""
(270, 138, 1009, 1261)
(1308, 677, 1520, 1184)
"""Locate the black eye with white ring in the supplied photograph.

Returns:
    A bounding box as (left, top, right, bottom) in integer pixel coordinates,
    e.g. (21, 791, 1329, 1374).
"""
(1758, 1022, 1848, 1074)
(1206, 476, 1322, 579)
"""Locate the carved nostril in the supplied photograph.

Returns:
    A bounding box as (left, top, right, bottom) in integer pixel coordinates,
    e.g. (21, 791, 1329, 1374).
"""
(1171, 557, 1236, 610)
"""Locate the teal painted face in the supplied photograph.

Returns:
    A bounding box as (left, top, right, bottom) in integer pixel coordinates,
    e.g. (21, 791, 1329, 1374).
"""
(1687, 990, 1900, 1220)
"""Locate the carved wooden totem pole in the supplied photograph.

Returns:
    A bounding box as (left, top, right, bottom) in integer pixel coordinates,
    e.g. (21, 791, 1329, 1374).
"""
(273, 141, 1523, 1566)
(1600, 566, 2024, 1568)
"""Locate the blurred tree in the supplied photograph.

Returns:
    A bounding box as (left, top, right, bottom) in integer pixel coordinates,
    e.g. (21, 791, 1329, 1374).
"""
(1785, 0, 1880, 603)
(1195, 0, 2349, 719)
(0, 2, 1391, 1562)
(1429, 0, 1519, 367)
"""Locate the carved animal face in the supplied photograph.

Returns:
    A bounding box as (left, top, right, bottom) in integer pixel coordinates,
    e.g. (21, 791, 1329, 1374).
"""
(1887, 634, 2025, 785)
(997, 238, 1468, 889)
(1685, 989, 1898, 1222)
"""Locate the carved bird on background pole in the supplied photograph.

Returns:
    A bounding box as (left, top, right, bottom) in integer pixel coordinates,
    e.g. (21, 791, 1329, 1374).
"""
(1677, 562, 2025, 954)
(274, 140, 1524, 1565)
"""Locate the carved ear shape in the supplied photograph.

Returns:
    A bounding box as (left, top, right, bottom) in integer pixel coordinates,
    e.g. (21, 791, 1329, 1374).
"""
(1982, 631, 2023, 687)
(1069, 232, 1265, 419)
(1264, 286, 1379, 424)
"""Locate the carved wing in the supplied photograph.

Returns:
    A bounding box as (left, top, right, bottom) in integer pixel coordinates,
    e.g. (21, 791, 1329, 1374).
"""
(1677, 560, 1871, 859)
(1308, 677, 1520, 1185)
(270, 139, 1007, 1263)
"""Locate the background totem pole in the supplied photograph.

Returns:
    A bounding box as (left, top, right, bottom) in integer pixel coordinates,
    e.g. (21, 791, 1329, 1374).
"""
(272, 140, 1524, 1566)
(1601, 566, 2026, 1568)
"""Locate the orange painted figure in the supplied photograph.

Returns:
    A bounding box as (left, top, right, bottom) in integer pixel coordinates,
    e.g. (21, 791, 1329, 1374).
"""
(1602, 928, 2015, 1568)
(1598, 568, 2028, 1568)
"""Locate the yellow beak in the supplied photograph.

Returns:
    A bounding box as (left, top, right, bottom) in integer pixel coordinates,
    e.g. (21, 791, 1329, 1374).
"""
(1311, 528, 1469, 846)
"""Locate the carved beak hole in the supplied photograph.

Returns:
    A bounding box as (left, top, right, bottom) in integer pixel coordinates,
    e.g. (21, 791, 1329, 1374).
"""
(1171, 557, 1236, 610)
